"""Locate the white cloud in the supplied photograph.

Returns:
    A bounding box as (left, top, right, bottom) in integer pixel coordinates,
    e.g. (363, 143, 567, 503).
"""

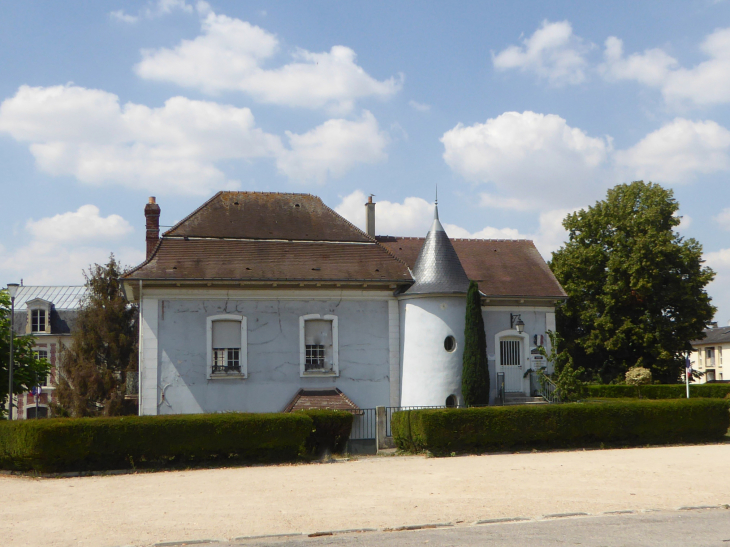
(615, 118, 730, 183)
(715, 208, 730, 230)
(599, 36, 678, 87)
(333, 190, 573, 260)
(408, 100, 431, 112)
(705, 248, 730, 325)
(0, 208, 143, 286)
(479, 193, 535, 212)
(492, 20, 591, 86)
(110, 0, 194, 23)
(0, 85, 284, 195)
(441, 111, 612, 209)
(25, 205, 133, 243)
(134, 11, 402, 112)
(276, 111, 388, 183)
(0, 85, 389, 192)
(601, 28, 730, 107)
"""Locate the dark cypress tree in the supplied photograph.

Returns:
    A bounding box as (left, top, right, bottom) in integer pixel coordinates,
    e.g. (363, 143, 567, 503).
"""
(462, 280, 489, 405)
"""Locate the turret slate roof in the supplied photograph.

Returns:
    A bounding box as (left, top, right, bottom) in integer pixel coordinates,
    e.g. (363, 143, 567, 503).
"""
(403, 206, 470, 295)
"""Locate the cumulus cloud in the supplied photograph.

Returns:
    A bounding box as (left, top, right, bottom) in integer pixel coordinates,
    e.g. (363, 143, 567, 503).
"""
(334, 190, 573, 260)
(441, 111, 612, 209)
(715, 208, 730, 230)
(615, 118, 730, 183)
(0, 85, 387, 192)
(134, 11, 402, 112)
(111, 0, 194, 23)
(277, 111, 388, 183)
(705, 248, 730, 324)
(26, 205, 133, 243)
(408, 100, 431, 112)
(492, 20, 591, 86)
(601, 28, 730, 107)
(0, 208, 143, 286)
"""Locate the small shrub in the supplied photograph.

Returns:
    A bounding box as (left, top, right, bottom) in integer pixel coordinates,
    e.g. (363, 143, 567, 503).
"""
(625, 367, 653, 398)
(391, 399, 730, 455)
(298, 410, 353, 457)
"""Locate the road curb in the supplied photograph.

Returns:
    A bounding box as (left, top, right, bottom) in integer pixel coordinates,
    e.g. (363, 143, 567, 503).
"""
(542, 512, 590, 519)
(475, 517, 531, 525)
(383, 522, 454, 532)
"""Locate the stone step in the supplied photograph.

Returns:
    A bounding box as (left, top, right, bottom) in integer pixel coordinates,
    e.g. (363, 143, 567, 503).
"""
(503, 395, 547, 405)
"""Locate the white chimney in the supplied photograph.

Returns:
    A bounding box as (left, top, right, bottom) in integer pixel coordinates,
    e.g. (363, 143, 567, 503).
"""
(365, 194, 376, 237)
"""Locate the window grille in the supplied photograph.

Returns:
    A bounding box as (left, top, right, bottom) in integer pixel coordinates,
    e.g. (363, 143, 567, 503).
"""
(500, 339, 521, 366)
(212, 348, 240, 373)
(305, 344, 326, 370)
(31, 309, 47, 333)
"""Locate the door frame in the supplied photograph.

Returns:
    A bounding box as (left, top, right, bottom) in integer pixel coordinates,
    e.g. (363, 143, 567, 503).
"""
(494, 329, 529, 394)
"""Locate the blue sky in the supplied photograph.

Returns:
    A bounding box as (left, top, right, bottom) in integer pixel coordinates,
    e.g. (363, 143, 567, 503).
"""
(1, 0, 729, 324)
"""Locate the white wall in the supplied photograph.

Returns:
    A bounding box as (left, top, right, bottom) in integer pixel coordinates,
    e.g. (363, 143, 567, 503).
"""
(142, 293, 394, 414)
(400, 296, 466, 407)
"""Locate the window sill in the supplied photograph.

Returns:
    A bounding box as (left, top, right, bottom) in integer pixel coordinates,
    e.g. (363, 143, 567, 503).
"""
(301, 370, 339, 378)
(208, 372, 247, 380)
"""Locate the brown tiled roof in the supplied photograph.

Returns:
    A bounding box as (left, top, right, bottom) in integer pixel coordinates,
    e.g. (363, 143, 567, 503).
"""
(378, 237, 566, 299)
(124, 238, 412, 282)
(164, 191, 372, 242)
(283, 388, 360, 412)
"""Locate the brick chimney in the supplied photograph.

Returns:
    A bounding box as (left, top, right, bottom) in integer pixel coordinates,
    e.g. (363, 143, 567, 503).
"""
(145, 197, 161, 259)
(365, 194, 376, 237)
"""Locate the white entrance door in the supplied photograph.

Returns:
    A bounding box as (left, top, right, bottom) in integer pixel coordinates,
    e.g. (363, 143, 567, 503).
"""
(499, 338, 523, 392)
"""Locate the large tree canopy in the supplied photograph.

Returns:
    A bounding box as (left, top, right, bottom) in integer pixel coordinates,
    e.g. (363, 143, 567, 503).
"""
(54, 256, 138, 417)
(550, 181, 715, 384)
(1, 290, 51, 418)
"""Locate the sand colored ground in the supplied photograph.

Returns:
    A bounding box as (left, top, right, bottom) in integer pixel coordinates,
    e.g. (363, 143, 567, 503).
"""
(2, 444, 730, 547)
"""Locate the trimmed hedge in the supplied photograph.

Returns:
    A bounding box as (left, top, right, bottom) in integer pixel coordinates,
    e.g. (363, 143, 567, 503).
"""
(0, 412, 321, 472)
(587, 383, 730, 399)
(299, 409, 353, 457)
(392, 399, 730, 455)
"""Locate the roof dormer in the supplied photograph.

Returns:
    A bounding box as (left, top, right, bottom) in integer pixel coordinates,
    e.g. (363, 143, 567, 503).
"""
(25, 298, 52, 335)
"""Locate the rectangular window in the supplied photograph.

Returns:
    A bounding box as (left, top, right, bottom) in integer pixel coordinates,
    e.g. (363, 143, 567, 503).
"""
(31, 309, 47, 333)
(33, 350, 48, 386)
(211, 320, 242, 374)
(719, 347, 723, 364)
(500, 340, 521, 366)
(304, 319, 333, 372)
(26, 407, 48, 419)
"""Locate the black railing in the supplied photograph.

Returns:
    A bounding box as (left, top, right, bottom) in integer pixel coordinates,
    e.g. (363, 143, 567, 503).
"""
(530, 371, 560, 403)
(346, 408, 376, 440)
(497, 372, 505, 405)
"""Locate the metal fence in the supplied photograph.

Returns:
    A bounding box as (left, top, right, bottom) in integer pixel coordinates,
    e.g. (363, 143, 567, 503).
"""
(346, 408, 376, 440)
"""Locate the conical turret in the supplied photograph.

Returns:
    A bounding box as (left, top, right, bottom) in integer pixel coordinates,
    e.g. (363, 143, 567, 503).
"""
(406, 204, 470, 295)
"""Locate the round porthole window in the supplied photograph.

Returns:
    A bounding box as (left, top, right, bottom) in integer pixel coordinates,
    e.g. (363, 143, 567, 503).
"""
(446, 395, 457, 408)
(444, 335, 456, 352)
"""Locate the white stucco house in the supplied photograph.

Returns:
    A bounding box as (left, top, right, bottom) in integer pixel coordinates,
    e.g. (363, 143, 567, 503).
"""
(121, 192, 567, 415)
(688, 323, 730, 383)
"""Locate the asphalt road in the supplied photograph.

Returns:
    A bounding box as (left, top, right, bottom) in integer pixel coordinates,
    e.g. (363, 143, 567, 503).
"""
(207, 508, 730, 547)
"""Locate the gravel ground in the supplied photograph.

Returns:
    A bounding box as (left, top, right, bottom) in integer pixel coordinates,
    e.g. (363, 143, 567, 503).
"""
(2, 443, 729, 547)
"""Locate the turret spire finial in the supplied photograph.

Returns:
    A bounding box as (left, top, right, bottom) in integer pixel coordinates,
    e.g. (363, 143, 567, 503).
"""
(434, 185, 439, 220)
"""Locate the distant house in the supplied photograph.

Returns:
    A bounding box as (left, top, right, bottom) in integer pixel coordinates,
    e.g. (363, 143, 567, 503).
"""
(689, 323, 730, 383)
(11, 286, 85, 419)
(121, 192, 567, 416)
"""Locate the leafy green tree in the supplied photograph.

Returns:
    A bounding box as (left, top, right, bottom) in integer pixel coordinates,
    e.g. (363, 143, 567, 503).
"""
(625, 366, 652, 398)
(54, 256, 138, 417)
(550, 181, 715, 384)
(462, 280, 489, 405)
(0, 290, 51, 418)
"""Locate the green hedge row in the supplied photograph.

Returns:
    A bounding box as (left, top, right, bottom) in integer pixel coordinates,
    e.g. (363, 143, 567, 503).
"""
(300, 409, 353, 457)
(0, 410, 353, 473)
(392, 399, 730, 455)
(586, 383, 730, 399)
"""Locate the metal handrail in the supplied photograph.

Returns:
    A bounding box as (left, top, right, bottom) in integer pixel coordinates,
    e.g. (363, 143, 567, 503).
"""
(531, 371, 560, 403)
(496, 372, 505, 406)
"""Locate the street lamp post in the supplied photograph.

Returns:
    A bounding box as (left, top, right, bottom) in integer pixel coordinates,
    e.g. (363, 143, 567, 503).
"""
(510, 313, 525, 333)
(7, 283, 19, 420)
